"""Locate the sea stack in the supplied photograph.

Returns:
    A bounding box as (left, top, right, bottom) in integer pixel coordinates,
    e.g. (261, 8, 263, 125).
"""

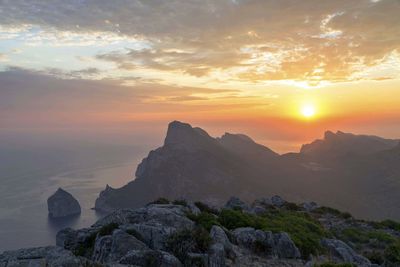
(47, 188, 81, 218)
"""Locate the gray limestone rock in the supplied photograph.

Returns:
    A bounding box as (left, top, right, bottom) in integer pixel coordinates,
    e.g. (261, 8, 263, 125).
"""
(47, 188, 81, 218)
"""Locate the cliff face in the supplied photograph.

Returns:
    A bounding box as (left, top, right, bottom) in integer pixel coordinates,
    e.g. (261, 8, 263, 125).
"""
(95, 121, 400, 221)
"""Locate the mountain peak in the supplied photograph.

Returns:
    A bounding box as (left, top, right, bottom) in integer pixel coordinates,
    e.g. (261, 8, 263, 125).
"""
(164, 120, 215, 150)
(220, 132, 255, 143)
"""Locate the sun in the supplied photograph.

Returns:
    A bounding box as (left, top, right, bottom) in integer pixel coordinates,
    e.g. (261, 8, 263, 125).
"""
(301, 104, 316, 118)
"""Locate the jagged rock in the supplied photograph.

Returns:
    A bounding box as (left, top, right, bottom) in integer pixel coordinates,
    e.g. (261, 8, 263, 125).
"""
(56, 227, 99, 251)
(0, 246, 87, 267)
(273, 233, 301, 259)
(208, 243, 226, 267)
(94, 204, 194, 230)
(224, 197, 250, 211)
(186, 201, 201, 215)
(119, 249, 182, 267)
(303, 201, 319, 212)
(232, 227, 271, 250)
(111, 230, 148, 259)
(210, 226, 231, 250)
(250, 205, 268, 215)
(321, 238, 371, 266)
(185, 253, 209, 266)
(93, 209, 138, 227)
(254, 197, 273, 206)
(121, 223, 177, 250)
(271, 195, 286, 207)
(47, 188, 81, 218)
(92, 235, 112, 263)
(94, 184, 117, 213)
(232, 227, 300, 259)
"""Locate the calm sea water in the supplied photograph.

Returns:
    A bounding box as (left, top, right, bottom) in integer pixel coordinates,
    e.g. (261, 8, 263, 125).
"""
(0, 140, 148, 252)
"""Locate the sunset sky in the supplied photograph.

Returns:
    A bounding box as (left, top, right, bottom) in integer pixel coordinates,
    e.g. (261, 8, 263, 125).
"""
(1, 0, 400, 152)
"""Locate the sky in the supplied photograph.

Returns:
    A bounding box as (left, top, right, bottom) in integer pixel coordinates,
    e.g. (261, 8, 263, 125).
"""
(1, 0, 400, 152)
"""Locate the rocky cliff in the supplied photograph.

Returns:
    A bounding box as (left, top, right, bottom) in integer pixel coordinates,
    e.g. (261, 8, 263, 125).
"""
(3, 197, 400, 266)
(95, 121, 400, 221)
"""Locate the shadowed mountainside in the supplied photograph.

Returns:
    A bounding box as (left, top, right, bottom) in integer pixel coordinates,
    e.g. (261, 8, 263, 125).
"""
(95, 121, 400, 221)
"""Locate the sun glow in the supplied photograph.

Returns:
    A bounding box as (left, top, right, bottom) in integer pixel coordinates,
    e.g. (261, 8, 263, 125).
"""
(301, 104, 316, 118)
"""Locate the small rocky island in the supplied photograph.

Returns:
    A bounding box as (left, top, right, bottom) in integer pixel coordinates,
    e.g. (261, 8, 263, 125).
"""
(2, 196, 400, 266)
(47, 188, 81, 218)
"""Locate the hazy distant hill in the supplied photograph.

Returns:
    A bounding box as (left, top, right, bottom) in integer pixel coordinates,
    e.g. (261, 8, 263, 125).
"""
(95, 121, 400, 220)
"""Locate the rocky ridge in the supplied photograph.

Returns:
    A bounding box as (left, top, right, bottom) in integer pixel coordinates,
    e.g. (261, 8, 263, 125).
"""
(3, 196, 400, 266)
(94, 121, 400, 221)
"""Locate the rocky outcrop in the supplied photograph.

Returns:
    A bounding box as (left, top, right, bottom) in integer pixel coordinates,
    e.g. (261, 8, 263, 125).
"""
(94, 121, 400, 221)
(224, 196, 250, 211)
(92, 229, 148, 263)
(302, 201, 319, 212)
(94, 121, 283, 213)
(321, 239, 371, 267)
(119, 249, 182, 266)
(47, 188, 81, 218)
(0, 246, 87, 267)
(5, 197, 400, 266)
(232, 227, 301, 259)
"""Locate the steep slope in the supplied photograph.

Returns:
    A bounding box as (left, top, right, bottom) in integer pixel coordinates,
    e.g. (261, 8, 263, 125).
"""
(95, 122, 400, 221)
(95, 121, 282, 212)
(217, 133, 278, 164)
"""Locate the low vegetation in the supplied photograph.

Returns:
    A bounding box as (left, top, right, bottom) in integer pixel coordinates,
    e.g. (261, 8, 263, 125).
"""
(216, 208, 329, 257)
(312, 206, 352, 220)
(332, 226, 400, 265)
(194, 201, 220, 215)
(149, 197, 170, 205)
(165, 226, 211, 264)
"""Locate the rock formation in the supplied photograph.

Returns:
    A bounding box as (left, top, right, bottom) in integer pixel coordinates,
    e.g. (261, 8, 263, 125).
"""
(3, 197, 400, 266)
(94, 121, 400, 221)
(47, 188, 81, 218)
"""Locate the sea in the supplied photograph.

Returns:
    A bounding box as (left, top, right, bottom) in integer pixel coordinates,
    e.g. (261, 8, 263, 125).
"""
(0, 138, 149, 252)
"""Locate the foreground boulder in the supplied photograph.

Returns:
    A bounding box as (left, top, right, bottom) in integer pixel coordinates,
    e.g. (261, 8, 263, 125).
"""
(120, 249, 182, 266)
(47, 188, 81, 218)
(0, 246, 86, 267)
(232, 227, 301, 259)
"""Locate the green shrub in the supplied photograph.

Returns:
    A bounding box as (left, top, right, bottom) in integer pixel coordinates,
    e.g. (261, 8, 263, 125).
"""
(373, 219, 400, 232)
(384, 243, 400, 265)
(73, 232, 97, 257)
(313, 206, 352, 219)
(187, 212, 220, 231)
(218, 208, 329, 258)
(98, 222, 119, 236)
(149, 197, 170, 205)
(364, 250, 384, 265)
(126, 228, 145, 242)
(261, 210, 329, 257)
(283, 202, 301, 211)
(166, 227, 211, 263)
(336, 227, 396, 246)
(172, 199, 188, 206)
(218, 209, 265, 230)
(194, 201, 219, 215)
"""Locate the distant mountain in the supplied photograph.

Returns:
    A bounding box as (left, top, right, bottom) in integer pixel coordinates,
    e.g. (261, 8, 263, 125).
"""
(95, 121, 400, 221)
(300, 130, 398, 159)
